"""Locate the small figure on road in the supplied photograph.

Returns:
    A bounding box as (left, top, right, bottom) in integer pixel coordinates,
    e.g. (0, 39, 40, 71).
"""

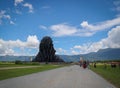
(86, 60, 90, 69)
(79, 57, 83, 67)
(80, 61, 82, 67)
(83, 61, 87, 69)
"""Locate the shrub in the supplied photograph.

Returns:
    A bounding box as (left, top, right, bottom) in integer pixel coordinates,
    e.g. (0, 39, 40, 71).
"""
(31, 62, 40, 65)
(15, 60, 23, 64)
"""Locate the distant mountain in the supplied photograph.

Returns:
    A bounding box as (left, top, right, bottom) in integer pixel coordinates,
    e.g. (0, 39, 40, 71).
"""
(59, 55, 80, 62)
(0, 55, 35, 61)
(0, 48, 120, 62)
(59, 48, 120, 62)
(87, 48, 120, 60)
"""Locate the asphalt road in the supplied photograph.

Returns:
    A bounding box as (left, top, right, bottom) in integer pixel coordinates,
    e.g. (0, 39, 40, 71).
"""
(0, 65, 116, 88)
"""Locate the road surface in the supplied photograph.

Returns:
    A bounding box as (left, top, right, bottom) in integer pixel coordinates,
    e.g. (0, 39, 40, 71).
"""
(0, 65, 116, 88)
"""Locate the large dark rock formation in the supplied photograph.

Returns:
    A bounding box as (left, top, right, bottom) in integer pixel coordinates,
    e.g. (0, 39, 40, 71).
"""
(33, 36, 64, 63)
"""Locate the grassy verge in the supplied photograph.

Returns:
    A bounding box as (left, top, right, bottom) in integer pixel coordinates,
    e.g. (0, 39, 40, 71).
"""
(0, 64, 31, 67)
(0, 64, 67, 80)
(0, 62, 40, 67)
(90, 64, 120, 88)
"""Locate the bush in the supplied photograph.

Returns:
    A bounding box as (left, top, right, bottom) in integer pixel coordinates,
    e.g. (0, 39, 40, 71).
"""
(31, 62, 40, 65)
(24, 62, 40, 65)
(15, 60, 23, 64)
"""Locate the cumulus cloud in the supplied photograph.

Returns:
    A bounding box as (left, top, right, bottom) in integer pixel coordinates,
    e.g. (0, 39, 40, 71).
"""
(56, 48, 67, 55)
(113, 0, 120, 12)
(14, 0, 34, 13)
(48, 17, 120, 37)
(72, 26, 120, 54)
(0, 10, 15, 25)
(80, 17, 120, 31)
(71, 50, 79, 55)
(15, 9, 22, 14)
(10, 20, 15, 25)
(50, 23, 77, 37)
(102, 26, 120, 48)
(14, 0, 23, 6)
(0, 10, 10, 21)
(0, 41, 15, 55)
(0, 35, 39, 56)
(23, 3, 34, 13)
(26, 35, 39, 48)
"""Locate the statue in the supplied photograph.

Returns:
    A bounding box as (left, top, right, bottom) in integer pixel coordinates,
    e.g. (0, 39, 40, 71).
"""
(33, 36, 64, 63)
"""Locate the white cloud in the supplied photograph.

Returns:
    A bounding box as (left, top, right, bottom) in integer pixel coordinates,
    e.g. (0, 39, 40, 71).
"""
(39, 25, 47, 30)
(26, 35, 39, 48)
(0, 10, 15, 25)
(73, 43, 93, 54)
(71, 50, 79, 55)
(50, 23, 77, 37)
(0, 35, 39, 56)
(113, 0, 120, 12)
(10, 21, 15, 25)
(48, 17, 120, 37)
(15, 9, 22, 14)
(23, 3, 34, 13)
(102, 26, 120, 48)
(56, 48, 67, 55)
(0, 42, 15, 55)
(14, 0, 34, 13)
(3, 14, 11, 19)
(72, 26, 120, 54)
(80, 17, 120, 31)
(0, 10, 10, 21)
(74, 29, 95, 37)
(14, 0, 23, 6)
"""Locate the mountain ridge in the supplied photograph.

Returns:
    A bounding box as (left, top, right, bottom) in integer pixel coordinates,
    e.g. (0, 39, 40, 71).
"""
(59, 48, 120, 62)
(0, 48, 120, 62)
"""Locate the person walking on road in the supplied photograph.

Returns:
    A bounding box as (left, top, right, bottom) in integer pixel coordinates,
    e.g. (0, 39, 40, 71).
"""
(83, 61, 87, 69)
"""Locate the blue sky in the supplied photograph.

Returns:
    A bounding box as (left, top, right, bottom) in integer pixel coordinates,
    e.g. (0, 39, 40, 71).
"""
(0, 0, 120, 56)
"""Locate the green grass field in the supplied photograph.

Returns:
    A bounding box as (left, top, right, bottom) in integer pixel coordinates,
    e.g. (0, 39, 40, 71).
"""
(90, 63, 120, 88)
(0, 63, 39, 67)
(0, 63, 67, 80)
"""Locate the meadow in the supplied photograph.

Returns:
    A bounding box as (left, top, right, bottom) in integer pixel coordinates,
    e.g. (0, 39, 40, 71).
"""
(90, 63, 120, 88)
(0, 62, 68, 80)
